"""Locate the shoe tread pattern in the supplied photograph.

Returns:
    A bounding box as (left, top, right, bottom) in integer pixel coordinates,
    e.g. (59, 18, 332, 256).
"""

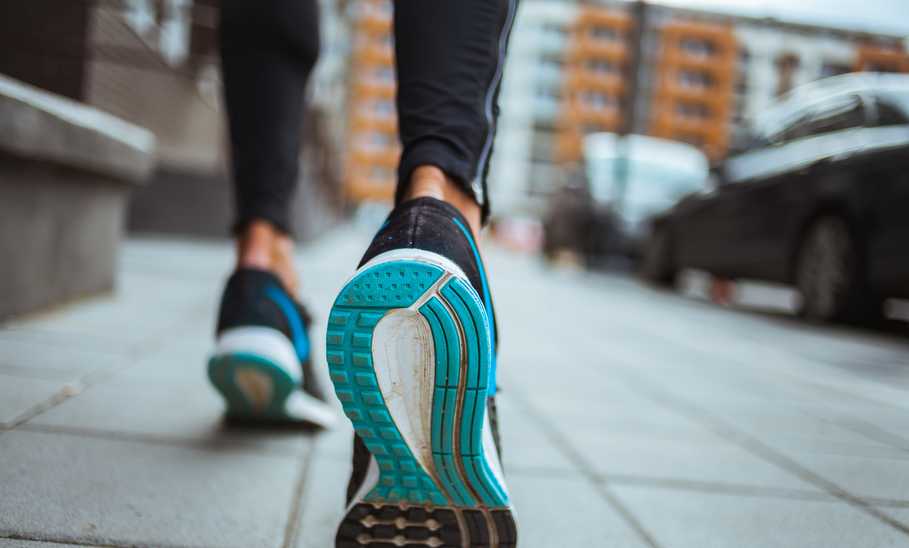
(327, 259, 509, 511)
(336, 503, 517, 548)
(328, 261, 449, 506)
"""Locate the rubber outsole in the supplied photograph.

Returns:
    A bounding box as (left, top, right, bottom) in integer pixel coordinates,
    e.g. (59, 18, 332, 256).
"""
(208, 352, 297, 420)
(326, 258, 510, 519)
(336, 503, 517, 548)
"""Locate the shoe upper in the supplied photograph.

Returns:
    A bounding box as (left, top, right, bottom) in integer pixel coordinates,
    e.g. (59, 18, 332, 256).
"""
(216, 268, 325, 400)
(359, 197, 499, 369)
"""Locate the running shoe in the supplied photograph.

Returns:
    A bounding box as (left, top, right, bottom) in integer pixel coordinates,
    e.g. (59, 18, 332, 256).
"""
(327, 197, 516, 547)
(209, 268, 336, 427)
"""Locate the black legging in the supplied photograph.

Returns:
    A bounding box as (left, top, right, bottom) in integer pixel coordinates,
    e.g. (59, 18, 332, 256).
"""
(220, 0, 518, 234)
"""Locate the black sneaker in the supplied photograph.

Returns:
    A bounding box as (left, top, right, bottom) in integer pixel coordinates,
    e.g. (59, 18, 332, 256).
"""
(327, 198, 516, 547)
(209, 268, 337, 427)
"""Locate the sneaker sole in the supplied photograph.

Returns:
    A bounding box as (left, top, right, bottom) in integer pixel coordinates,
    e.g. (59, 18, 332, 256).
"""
(327, 251, 515, 547)
(209, 327, 335, 427)
(208, 352, 298, 419)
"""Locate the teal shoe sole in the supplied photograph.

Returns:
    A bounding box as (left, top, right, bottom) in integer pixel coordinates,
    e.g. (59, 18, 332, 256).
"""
(208, 352, 298, 421)
(326, 259, 508, 509)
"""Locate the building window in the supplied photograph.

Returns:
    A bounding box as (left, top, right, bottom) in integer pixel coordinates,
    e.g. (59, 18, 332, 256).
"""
(675, 101, 710, 120)
(361, 100, 395, 119)
(370, 66, 395, 84)
(677, 69, 713, 89)
(357, 131, 394, 151)
(679, 38, 716, 58)
(585, 60, 617, 75)
(820, 62, 851, 78)
(580, 91, 616, 111)
(369, 166, 394, 182)
(865, 62, 902, 73)
(775, 52, 800, 97)
(589, 26, 619, 43)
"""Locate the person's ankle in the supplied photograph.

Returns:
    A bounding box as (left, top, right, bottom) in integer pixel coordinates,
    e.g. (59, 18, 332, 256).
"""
(236, 220, 300, 296)
(404, 166, 482, 237)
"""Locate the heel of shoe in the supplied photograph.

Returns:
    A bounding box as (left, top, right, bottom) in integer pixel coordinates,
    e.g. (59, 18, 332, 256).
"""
(209, 326, 301, 419)
(328, 250, 509, 510)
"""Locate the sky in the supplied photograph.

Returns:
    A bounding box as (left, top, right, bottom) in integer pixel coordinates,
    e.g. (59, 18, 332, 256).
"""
(635, 0, 909, 37)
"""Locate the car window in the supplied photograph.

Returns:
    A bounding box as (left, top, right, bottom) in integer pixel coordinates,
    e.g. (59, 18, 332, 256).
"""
(781, 94, 865, 142)
(872, 95, 909, 126)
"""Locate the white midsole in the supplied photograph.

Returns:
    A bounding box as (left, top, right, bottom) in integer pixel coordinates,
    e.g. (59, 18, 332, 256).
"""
(213, 326, 301, 382)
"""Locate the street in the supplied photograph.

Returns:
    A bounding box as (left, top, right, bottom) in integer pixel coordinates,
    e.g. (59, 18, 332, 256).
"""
(2, 227, 909, 548)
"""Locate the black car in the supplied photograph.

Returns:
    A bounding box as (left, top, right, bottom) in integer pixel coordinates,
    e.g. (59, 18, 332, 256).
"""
(641, 73, 909, 323)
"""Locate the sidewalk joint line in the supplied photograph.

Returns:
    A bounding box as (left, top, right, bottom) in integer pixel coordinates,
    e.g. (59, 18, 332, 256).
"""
(281, 443, 317, 548)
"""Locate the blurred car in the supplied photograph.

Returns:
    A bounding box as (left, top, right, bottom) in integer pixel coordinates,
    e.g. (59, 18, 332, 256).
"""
(641, 72, 909, 323)
(583, 133, 709, 257)
(542, 171, 622, 267)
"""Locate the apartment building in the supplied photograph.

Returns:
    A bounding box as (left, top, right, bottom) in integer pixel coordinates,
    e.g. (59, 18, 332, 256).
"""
(488, 1, 579, 211)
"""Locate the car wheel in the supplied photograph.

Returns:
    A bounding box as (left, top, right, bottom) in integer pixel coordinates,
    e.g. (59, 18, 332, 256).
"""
(640, 225, 677, 288)
(796, 216, 874, 323)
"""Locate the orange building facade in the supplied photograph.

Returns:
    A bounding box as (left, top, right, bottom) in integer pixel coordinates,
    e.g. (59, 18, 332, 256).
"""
(345, 0, 399, 202)
(555, 7, 632, 164)
(855, 44, 909, 73)
(649, 20, 738, 161)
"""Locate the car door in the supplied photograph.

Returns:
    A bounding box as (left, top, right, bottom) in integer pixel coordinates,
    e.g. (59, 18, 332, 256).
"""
(672, 173, 732, 273)
(717, 93, 869, 282)
(859, 96, 909, 298)
(867, 162, 909, 295)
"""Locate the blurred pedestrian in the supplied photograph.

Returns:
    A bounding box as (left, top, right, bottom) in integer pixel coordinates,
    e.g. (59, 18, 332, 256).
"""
(208, 1, 517, 546)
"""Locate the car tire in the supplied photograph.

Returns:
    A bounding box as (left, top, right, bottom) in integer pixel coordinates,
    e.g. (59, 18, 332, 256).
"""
(795, 216, 878, 324)
(640, 225, 678, 288)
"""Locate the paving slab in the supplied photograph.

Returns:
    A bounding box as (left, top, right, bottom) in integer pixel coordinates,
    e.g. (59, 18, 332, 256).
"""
(114, 334, 216, 382)
(509, 475, 652, 548)
(612, 484, 909, 548)
(0, 333, 128, 378)
(0, 540, 90, 547)
(27, 368, 314, 456)
(0, 374, 69, 427)
(0, 430, 303, 548)
(561, 425, 820, 492)
(768, 449, 909, 502)
(495, 395, 577, 472)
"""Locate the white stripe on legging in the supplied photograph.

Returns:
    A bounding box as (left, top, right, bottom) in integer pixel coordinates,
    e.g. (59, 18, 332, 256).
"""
(471, 0, 518, 205)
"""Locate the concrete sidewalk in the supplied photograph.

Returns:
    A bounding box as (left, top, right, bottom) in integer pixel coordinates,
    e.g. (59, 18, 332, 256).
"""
(2, 227, 909, 547)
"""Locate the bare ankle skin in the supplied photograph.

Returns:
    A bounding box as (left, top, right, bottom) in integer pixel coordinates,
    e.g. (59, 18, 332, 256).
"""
(236, 220, 300, 296)
(404, 165, 482, 238)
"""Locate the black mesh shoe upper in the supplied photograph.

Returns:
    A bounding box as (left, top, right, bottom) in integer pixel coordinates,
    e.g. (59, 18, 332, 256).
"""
(215, 268, 326, 400)
(359, 198, 486, 303)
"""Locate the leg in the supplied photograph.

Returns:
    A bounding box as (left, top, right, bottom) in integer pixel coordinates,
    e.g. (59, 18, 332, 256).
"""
(220, 0, 320, 294)
(332, 1, 519, 546)
(209, 0, 335, 428)
(394, 0, 518, 237)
